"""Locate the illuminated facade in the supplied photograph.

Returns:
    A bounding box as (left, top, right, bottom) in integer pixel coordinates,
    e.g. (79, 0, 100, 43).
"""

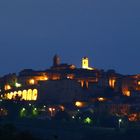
(82, 57, 94, 70)
(0, 55, 140, 104)
(3, 89, 38, 101)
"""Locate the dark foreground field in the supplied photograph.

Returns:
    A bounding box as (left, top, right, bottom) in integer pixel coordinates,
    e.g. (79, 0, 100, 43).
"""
(0, 119, 140, 140)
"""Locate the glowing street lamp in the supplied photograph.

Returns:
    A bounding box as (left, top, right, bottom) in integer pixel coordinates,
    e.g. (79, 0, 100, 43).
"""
(118, 118, 122, 129)
(72, 116, 75, 119)
(49, 108, 55, 117)
(22, 108, 26, 111)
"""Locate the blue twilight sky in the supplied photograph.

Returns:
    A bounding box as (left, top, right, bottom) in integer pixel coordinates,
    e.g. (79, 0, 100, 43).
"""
(0, 0, 140, 76)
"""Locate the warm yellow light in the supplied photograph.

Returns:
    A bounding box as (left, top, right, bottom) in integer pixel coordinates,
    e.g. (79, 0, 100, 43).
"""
(4, 89, 38, 101)
(27, 89, 32, 101)
(98, 97, 105, 102)
(15, 83, 21, 88)
(138, 81, 140, 85)
(22, 90, 27, 100)
(37, 76, 48, 81)
(49, 108, 52, 112)
(75, 101, 84, 108)
(18, 91, 22, 97)
(44, 77, 48, 80)
(7, 93, 12, 99)
(5, 85, 11, 90)
(32, 89, 38, 100)
(29, 79, 35, 85)
(123, 89, 131, 96)
(82, 57, 93, 70)
(82, 57, 89, 69)
(67, 74, 74, 79)
(109, 79, 116, 88)
(125, 91, 131, 97)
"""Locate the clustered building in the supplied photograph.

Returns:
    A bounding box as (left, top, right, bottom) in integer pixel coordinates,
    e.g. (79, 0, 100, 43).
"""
(0, 55, 140, 105)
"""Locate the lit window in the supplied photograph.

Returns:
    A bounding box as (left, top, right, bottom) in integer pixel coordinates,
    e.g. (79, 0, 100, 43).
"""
(27, 89, 32, 101)
(8, 93, 12, 99)
(98, 97, 105, 102)
(14, 91, 17, 99)
(10, 92, 14, 99)
(125, 91, 131, 97)
(6, 93, 9, 99)
(29, 79, 35, 85)
(32, 89, 38, 100)
(75, 101, 84, 108)
(18, 91, 22, 99)
(5, 85, 11, 90)
(22, 90, 27, 100)
(109, 79, 116, 88)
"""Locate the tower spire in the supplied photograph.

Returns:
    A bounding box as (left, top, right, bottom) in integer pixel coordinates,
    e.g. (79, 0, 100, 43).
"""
(53, 54, 61, 66)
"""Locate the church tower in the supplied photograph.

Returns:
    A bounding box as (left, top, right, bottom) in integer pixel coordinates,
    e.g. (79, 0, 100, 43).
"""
(82, 57, 89, 69)
(53, 54, 60, 66)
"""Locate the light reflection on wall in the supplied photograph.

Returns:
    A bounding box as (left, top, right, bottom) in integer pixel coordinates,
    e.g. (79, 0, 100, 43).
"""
(122, 89, 131, 97)
(109, 78, 116, 88)
(4, 89, 38, 101)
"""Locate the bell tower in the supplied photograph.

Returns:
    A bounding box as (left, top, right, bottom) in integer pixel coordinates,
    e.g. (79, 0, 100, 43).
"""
(53, 54, 60, 66)
(82, 57, 89, 69)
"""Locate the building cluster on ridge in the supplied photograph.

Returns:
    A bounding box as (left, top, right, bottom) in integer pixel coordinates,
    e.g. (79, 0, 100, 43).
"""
(0, 55, 140, 104)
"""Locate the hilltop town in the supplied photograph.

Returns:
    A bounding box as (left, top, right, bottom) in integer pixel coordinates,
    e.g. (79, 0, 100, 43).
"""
(0, 55, 140, 125)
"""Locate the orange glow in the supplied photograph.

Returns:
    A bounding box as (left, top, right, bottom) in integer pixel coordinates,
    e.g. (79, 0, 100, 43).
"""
(81, 81, 84, 87)
(98, 97, 105, 102)
(52, 75, 60, 80)
(49, 108, 52, 112)
(49, 107, 56, 117)
(36, 76, 48, 81)
(5, 85, 11, 90)
(59, 105, 65, 111)
(124, 90, 131, 97)
(138, 81, 140, 85)
(49, 108, 55, 112)
(70, 65, 76, 69)
(67, 74, 74, 79)
(128, 114, 137, 121)
(109, 78, 116, 88)
(29, 79, 35, 85)
(75, 101, 84, 108)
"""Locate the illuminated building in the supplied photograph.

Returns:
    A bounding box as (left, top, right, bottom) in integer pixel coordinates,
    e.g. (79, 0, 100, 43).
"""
(82, 57, 89, 69)
(82, 57, 94, 70)
(0, 55, 140, 105)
